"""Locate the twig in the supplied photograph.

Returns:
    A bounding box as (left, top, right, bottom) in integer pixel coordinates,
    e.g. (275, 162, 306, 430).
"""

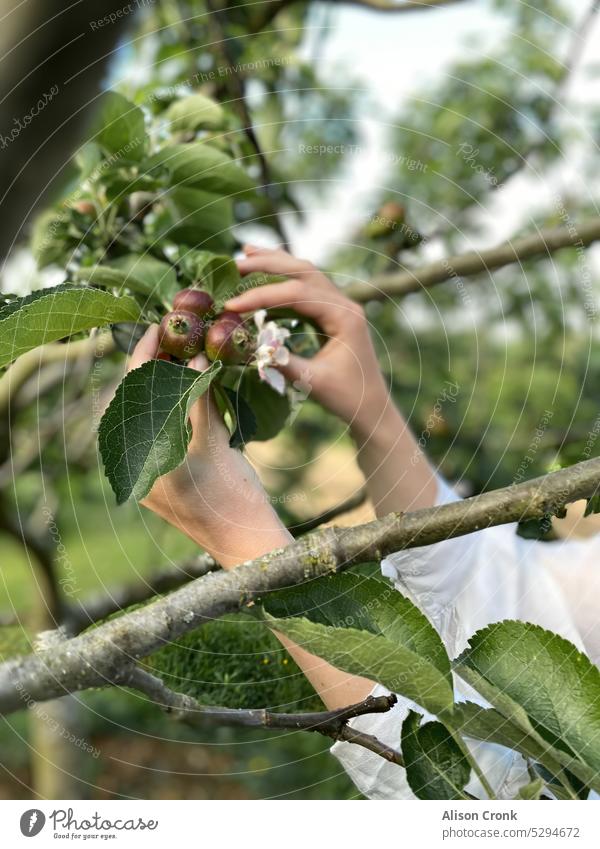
(496, 0, 600, 187)
(346, 216, 600, 301)
(287, 488, 368, 536)
(1, 456, 600, 713)
(126, 666, 404, 764)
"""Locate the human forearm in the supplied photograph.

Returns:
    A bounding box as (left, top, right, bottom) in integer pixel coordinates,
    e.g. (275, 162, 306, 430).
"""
(351, 392, 438, 517)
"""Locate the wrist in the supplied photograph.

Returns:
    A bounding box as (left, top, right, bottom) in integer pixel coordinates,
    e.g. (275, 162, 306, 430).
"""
(144, 451, 293, 569)
(349, 381, 399, 449)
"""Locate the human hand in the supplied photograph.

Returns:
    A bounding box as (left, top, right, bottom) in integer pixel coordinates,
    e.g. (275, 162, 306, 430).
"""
(128, 325, 292, 568)
(224, 246, 392, 445)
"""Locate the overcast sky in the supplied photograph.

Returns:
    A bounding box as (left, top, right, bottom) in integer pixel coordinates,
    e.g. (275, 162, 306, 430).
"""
(284, 0, 600, 261)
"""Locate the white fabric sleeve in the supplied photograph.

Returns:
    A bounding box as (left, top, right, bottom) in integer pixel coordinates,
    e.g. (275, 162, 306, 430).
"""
(330, 476, 589, 799)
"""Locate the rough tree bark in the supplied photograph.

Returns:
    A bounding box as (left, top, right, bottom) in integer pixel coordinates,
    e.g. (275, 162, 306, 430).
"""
(0, 455, 599, 715)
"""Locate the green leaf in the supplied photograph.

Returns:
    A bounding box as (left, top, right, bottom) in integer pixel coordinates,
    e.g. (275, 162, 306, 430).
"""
(0, 286, 140, 368)
(262, 573, 451, 686)
(223, 368, 291, 441)
(92, 91, 147, 161)
(30, 210, 71, 267)
(214, 384, 257, 448)
(516, 778, 545, 799)
(176, 250, 242, 306)
(166, 94, 226, 132)
(148, 142, 255, 196)
(77, 255, 178, 301)
(449, 701, 568, 782)
(584, 492, 600, 517)
(453, 667, 599, 795)
(401, 710, 471, 800)
(75, 142, 102, 181)
(98, 358, 222, 503)
(155, 186, 233, 251)
(460, 621, 600, 776)
(265, 615, 454, 715)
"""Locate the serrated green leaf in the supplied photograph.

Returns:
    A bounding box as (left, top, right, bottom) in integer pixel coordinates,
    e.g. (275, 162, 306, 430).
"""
(77, 255, 178, 301)
(99, 358, 222, 503)
(401, 710, 471, 799)
(92, 91, 147, 161)
(166, 94, 226, 132)
(453, 666, 599, 795)
(262, 574, 451, 686)
(266, 615, 454, 715)
(0, 286, 140, 368)
(460, 621, 600, 777)
(148, 142, 255, 196)
(449, 701, 568, 782)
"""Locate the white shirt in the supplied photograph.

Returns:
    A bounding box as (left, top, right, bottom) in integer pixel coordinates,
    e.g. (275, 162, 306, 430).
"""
(330, 478, 600, 799)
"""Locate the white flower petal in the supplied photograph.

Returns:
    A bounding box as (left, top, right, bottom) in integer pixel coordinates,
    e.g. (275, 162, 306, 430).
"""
(261, 367, 286, 395)
(254, 309, 267, 330)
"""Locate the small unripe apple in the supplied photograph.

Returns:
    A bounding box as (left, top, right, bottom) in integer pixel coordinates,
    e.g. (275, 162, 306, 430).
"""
(205, 313, 253, 364)
(173, 287, 214, 317)
(379, 201, 405, 223)
(72, 200, 96, 216)
(159, 310, 205, 359)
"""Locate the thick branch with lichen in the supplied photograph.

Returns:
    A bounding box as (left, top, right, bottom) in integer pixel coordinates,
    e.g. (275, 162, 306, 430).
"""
(0, 456, 599, 715)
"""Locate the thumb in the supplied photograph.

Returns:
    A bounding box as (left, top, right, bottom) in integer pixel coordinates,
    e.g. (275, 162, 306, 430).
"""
(186, 352, 227, 445)
(278, 353, 315, 397)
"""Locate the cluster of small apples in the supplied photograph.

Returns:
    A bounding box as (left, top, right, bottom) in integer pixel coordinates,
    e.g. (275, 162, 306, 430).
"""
(158, 288, 253, 364)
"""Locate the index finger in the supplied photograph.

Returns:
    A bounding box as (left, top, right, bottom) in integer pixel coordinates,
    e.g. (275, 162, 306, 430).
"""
(224, 279, 343, 334)
(236, 249, 315, 278)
